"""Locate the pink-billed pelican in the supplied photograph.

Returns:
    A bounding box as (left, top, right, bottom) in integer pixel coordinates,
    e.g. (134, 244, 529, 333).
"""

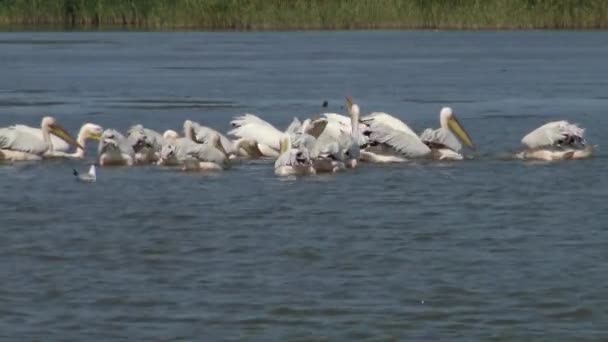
(0, 116, 83, 161)
(517, 121, 594, 161)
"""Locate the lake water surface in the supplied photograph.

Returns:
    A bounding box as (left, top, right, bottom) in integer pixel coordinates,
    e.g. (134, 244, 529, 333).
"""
(1, 31, 607, 340)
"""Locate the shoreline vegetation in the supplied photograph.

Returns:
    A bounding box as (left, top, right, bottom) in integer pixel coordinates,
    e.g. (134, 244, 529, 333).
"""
(0, 0, 607, 30)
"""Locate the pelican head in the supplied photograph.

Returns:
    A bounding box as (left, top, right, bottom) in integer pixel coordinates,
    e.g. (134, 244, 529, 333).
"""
(41, 116, 84, 150)
(82, 123, 103, 141)
(439, 107, 474, 149)
(163, 130, 179, 141)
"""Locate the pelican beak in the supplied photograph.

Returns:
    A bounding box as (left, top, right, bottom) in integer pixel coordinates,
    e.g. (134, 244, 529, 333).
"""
(345, 96, 353, 110)
(50, 124, 84, 150)
(447, 115, 475, 149)
(89, 132, 102, 141)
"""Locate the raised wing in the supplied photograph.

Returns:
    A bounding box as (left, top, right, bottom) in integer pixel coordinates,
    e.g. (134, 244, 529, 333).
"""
(367, 122, 431, 158)
(522, 121, 586, 149)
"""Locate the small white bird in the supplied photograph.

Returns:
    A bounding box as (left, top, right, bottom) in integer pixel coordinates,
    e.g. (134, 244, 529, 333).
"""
(73, 164, 96, 183)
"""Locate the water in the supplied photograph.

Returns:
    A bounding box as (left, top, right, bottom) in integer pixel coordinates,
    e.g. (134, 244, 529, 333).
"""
(1, 31, 607, 340)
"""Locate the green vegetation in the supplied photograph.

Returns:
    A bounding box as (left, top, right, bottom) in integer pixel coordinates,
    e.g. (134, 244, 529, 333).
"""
(0, 0, 607, 30)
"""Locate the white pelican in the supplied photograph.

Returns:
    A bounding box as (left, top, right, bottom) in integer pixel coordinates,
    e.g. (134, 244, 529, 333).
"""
(228, 113, 297, 158)
(274, 135, 315, 176)
(13, 122, 102, 159)
(127, 124, 165, 164)
(183, 119, 241, 159)
(0, 116, 83, 161)
(98, 129, 135, 166)
(361, 107, 474, 162)
(159, 131, 229, 171)
(517, 121, 593, 161)
(306, 97, 367, 172)
(360, 113, 429, 163)
(419, 107, 475, 160)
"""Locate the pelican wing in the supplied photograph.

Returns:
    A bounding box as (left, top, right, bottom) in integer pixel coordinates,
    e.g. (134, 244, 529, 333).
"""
(228, 114, 283, 151)
(322, 113, 351, 128)
(13, 124, 70, 152)
(522, 121, 586, 149)
(367, 123, 431, 158)
(190, 122, 234, 154)
(420, 127, 462, 152)
(128, 125, 165, 148)
(176, 138, 228, 167)
(230, 113, 277, 130)
(284, 117, 302, 136)
(361, 112, 419, 138)
(305, 118, 329, 139)
(0, 126, 50, 154)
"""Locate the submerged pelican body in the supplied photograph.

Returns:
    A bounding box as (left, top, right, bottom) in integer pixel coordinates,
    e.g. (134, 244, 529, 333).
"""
(517, 120, 593, 161)
(0, 116, 83, 161)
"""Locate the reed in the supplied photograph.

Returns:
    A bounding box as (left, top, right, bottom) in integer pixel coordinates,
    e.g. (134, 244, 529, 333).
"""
(0, 0, 607, 30)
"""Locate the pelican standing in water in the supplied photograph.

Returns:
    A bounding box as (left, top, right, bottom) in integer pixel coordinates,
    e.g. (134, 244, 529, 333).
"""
(362, 107, 474, 162)
(517, 121, 594, 161)
(0, 116, 83, 161)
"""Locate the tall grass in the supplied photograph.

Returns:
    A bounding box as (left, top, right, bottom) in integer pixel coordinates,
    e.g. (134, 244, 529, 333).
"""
(0, 0, 607, 30)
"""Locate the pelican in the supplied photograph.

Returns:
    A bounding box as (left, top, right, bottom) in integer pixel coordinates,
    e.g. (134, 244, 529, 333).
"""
(184, 120, 240, 159)
(362, 107, 474, 162)
(12, 122, 102, 159)
(98, 129, 135, 166)
(228, 113, 298, 158)
(274, 135, 315, 176)
(0, 116, 83, 161)
(306, 97, 367, 172)
(517, 121, 594, 161)
(419, 107, 475, 160)
(127, 124, 165, 164)
(159, 131, 229, 171)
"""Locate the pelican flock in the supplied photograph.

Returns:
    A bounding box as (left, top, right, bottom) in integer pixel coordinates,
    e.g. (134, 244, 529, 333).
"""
(0, 97, 596, 175)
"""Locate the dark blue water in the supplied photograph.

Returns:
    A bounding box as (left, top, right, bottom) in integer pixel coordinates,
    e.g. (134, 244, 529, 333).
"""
(1, 31, 607, 340)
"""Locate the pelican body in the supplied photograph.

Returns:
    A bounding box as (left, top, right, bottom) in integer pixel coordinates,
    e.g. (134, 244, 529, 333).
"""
(517, 121, 593, 161)
(0, 116, 83, 161)
(98, 129, 135, 166)
(159, 132, 229, 171)
(362, 107, 474, 162)
(274, 136, 315, 176)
